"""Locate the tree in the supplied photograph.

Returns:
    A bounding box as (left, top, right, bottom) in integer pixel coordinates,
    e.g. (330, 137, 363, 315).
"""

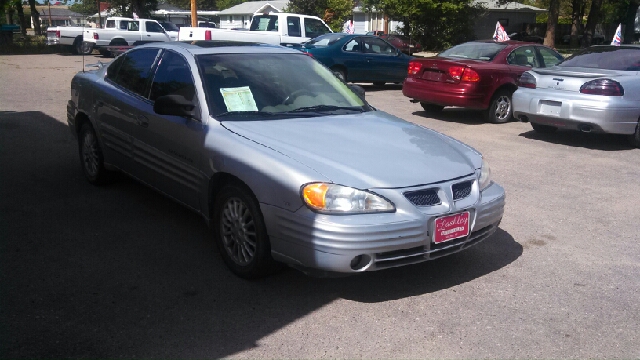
(165, 0, 218, 11)
(105, 0, 159, 18)
(27, 0, 40, 34)
(285, 0, 353, 32)
(359, 0, 484, 50)
(581, 0, 603, 47)
(69, 0, 98, 15)
(543, 0, 559, 47)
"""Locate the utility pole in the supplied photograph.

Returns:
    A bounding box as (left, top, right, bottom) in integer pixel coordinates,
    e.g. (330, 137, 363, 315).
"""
(48, 0, 52, 29)
(191, 0, 197, 27)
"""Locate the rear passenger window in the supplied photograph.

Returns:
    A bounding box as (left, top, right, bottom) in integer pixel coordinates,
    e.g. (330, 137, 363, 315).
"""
(507, 46, 539, 67)
(537, 47, 564, 67)
(287, 16, 301, 37)
(304, 18, 330, 38)
(149, 51, 196, 102)
(110, 48, 161, 97)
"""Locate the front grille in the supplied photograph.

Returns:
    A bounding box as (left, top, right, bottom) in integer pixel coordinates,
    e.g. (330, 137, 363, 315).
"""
(452, 181, 472, 201)
(404, 188, 440, 206)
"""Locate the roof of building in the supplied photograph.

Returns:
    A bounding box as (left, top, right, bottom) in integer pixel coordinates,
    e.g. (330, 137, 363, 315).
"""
(472, 1, 546, 12)
(218, 1, 289, 15)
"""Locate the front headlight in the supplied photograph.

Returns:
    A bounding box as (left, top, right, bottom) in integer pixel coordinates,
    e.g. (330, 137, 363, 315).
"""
(478, 158, 492, 191)
(301, 183, 395, 214)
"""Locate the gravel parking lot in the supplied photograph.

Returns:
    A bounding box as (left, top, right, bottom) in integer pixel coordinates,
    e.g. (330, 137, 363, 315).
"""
(1, 54, 639, 358)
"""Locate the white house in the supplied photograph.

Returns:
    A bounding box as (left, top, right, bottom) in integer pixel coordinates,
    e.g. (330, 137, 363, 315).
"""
(217, 1, 288, 29)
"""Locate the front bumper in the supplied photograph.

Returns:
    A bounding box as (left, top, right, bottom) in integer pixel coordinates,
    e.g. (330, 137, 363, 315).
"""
(262, 176, 505, 274)
(513, 88, 639, 135)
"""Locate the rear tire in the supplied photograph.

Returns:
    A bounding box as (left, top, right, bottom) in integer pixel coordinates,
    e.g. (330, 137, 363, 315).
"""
(212, 184, 279, 279)
(78, 123, 112, 185)
(531, 123, 558, 133)
(486, 89, 513, 123)
(332, 67, 346, 82)
(420, 102, 444, 113)
(80, 41, 94, 55)
(629, 120, 640, 148)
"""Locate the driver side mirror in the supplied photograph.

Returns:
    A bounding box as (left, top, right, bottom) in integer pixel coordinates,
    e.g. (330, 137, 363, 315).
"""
(154, 95, 200, 121)
(347, 84, 365, 101)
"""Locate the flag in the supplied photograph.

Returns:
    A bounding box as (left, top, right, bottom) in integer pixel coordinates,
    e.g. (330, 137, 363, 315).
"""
(492, 21, 510, 42)
(611, 23, 622, 45)
(133, 12, 139, 20)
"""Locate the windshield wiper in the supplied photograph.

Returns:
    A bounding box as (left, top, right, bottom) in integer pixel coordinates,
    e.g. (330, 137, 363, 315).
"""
(285, 105, 364, 114)
(215, 110, 277, 118)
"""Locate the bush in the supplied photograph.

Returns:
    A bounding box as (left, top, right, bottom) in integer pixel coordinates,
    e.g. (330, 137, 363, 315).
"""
(0, 34, 68, 54)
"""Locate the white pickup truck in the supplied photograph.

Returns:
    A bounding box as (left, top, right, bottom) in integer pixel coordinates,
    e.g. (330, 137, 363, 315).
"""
(83, 18, 172, 56)
(46, 17, 132, 54)
(178, 12, 332, 45)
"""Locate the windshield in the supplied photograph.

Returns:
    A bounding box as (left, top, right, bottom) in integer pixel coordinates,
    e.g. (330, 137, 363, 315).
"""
(305, 33, 346, 47)
(160, 22, 179, 32)
(196, 53, 368, 120)
(439, 42, 507, 61)
(559, 46, 640, 70)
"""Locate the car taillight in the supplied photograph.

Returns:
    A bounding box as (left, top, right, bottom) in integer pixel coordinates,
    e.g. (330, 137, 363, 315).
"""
(580, 79, 624, 96)
(518, 72, 536, 89)
(56, 30, 60, 38)
(408, 61, 421, 75)
(93, 32, 99, 40)
(302, 51, 313, 58)
(448, 66, 480, 82)
(205, 30, 212, 40)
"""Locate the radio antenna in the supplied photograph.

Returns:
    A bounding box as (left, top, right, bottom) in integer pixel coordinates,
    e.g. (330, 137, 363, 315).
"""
(81, 0, 85, 72)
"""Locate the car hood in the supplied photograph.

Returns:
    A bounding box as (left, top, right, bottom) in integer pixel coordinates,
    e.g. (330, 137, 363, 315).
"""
(221, 111, 479, 189)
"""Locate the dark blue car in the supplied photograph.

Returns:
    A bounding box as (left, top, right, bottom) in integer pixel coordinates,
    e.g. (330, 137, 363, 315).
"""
(300, 33, 412, 85)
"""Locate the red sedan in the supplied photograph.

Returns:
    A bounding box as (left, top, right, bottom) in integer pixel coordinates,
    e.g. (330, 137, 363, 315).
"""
(402, 40, 564, 123)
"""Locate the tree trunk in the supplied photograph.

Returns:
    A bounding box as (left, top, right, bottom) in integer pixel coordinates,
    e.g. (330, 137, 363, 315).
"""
(544, 0, 560, 48)
(581, 0, 603, 48)
(623, 0, 639, 44)
(28, 0, 42, 35)
(15, 0, 28, 35)
(569, 0, 585, 48)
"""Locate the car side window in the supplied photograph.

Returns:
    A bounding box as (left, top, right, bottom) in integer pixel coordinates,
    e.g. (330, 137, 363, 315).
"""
(128, 21, 140, 31)
(507, 46, 539, 67)
(537, 47, 564, 67)
(287, 16, 301, 37)
(109, 48, 161, 97)
(149, 50, 196, 102)
(343, 38, 361, 52)
(363, 37, 396, 55)
(146, 21, 164, 33)
(304, 18, 330, 39)
(105, 54, 125, 82)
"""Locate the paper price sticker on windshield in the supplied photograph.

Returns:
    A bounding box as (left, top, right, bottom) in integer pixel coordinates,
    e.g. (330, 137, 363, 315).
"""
(220, 86, 258, 112)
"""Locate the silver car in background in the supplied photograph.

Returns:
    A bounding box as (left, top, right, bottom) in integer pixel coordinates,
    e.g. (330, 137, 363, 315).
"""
(68, 41, 505, 278)
(513, 45, 640, 147)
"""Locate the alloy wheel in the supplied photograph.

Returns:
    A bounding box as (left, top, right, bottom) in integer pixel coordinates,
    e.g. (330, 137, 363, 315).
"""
(82, 131, 99, 178)
(493, 95, 511, 122)
(220, 197, 257, 265)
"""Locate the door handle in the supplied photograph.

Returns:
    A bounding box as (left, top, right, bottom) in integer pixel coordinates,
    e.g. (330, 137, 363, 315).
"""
(136, 115, 149, 128)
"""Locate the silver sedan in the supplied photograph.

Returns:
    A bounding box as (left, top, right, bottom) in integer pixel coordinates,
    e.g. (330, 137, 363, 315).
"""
(68, 41, 505, 278)
(513, 45, 640, 147)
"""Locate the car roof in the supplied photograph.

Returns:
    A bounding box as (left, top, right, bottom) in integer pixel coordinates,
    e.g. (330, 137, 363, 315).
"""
(470, 39, 540, 46)
(135, 40, 303, 56)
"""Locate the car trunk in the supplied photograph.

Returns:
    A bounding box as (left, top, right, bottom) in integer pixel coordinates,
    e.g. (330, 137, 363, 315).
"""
(531, 67, 626, 92)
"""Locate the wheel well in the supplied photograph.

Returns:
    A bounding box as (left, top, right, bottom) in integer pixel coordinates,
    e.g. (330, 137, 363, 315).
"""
(73, 35, 82, 45)
(109, 38, 127, 46)
(493, 83, 517, 99)
(331, 65, 347, 77)
(207, 173, 255, 219)
(74, 112, 91, 138)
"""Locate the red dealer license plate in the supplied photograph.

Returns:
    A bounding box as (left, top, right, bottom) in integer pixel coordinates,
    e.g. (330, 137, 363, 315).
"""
(433, 211, 470, 244)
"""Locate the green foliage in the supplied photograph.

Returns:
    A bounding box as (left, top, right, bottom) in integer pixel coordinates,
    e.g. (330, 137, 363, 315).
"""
(216, 0, 245, 10)
(285, 0, 354, 32)
(106, 0, 159, 18)
(69, 0, 98, 15)
(359, 0, 485, 50)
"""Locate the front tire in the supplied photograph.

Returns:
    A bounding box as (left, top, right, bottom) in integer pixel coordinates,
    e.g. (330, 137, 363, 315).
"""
(78, 123, 111, 185)
(212, 184, 278, 279)
(486, 89, 513, 123)
(531, 123, 558, 133)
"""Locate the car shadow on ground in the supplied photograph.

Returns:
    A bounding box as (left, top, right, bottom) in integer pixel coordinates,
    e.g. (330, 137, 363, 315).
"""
(519, 129, 636, 151)
(0, 110, 522, 358)
(412, 107, 489, 125)
(359, 83, 403, 92)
